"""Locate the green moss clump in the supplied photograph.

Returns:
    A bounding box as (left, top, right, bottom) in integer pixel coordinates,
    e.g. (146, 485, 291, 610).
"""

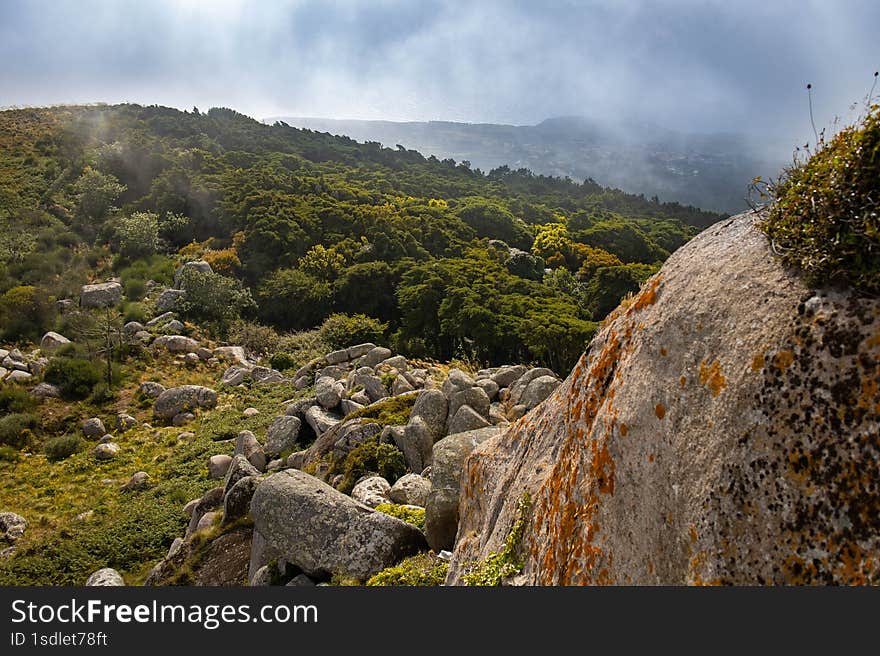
(758, 104, 880, 294)
(375, 503, 426, 531)
(342, 394, 416, 427)
(366, 553, 448, 586)
(330, 438, 406, 494)
(463, 493, 531, 586)
(44, 434, 83, 461)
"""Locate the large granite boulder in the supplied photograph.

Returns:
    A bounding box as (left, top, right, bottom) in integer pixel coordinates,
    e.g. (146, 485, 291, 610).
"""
(447, 212, 880, 585)
(153, 385, 217, 420)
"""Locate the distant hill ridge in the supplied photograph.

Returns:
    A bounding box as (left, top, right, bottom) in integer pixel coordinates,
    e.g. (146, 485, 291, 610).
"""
(272, 114, 786, 214)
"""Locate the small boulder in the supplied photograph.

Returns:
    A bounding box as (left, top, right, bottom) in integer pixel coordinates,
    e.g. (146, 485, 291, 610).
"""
(85, 568, 124, 586)
(358, 346, 393, 368)
(156, 288, 185, 312)
(265, 416, 301, 458)
(389, 473, 431, 507)
(214, 346, 249, 366)
(441, 368, 474, 397)
(250, 469, 427, 581)
(347, 343, 376, 360)
(224, 454, 261, 494)
(40, 331, 70, 353)
(121, 471, 151, 492)
(153, 335, 199, 353)
(447, 405, 491, 435)
(93, 443, 120, 460)
(304, 405, 342, 437)
(115, 413, 138, 432)
(153, 385, 217, 420)
(235, 430, 267, 472)
(31, 382, 60, 398)
(80, 282, 123, 308)
(208, 454, 233, 479)
(0, 512, 26, 543)
(520, 375, 561, 409)
(315, 375, 343, 410)
(5, 370, 31, 383)
(172, 412, 195, 426)
(174, 260, 213, 288)
(223, 476, 259, 522)
(490, 365, 527, 388)
(242, 407, 260, 418)
(138, 381, 166, 399)
(221, 366, 249, 386)
(350, 475, 392, 507)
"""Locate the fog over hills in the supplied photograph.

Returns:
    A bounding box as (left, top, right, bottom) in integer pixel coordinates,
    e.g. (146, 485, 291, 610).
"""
(270, 115, 790, 215)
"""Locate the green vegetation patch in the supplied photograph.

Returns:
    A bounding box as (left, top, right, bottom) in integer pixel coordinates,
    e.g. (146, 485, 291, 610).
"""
(463, 493, 531, 586)
(329, 438, 407, 494)
(366, 553, 448, 586)
(342, 393, 416, 427)
(375, 503, 426, 531)
(758, 105, 880, 294)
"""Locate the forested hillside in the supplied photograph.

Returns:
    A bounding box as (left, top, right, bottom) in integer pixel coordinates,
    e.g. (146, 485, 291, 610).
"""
(0, 104, 721, 372)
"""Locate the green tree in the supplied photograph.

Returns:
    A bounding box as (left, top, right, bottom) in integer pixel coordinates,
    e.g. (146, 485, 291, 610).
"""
(257, 268, 332, 330)
(114, 212, 159, 260)
(178, 268, 255, 333)
(72, 166, 125, 227)
(0, 285, 53, 341)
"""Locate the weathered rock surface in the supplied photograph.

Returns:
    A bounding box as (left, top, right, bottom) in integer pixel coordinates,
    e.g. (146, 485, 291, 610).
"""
(351, 476, 392, 507)
(265, 416, 301, 458)
(80, 282, 122, 308)
(85, 568, 124, 586)
(447, 212, 880, 585)
(390, 473, 431, 507)
(0, 512, 26, 544)
(153, 335, 199, 353)
(153, 385, 217, 420)
(250, 469, 427, 580)
(40, 331, 70, 352)
(425, 426, 500, 552)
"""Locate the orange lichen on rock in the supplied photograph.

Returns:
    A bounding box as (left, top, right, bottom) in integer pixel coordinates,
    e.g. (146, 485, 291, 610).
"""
(629, 275, 662, 313)
(655, 402, 666, 420)
(698, 359, 727, 397)
(772, 349, 795, 371)
(619, 423, 628, 437)
(751, 353, 765, 372)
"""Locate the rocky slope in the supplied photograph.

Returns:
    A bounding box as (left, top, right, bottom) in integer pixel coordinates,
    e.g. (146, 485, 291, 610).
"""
(447, 211, 880, 585)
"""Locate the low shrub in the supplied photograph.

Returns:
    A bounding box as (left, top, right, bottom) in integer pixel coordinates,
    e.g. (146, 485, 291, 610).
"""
(0, 445, 20, 462)
(342, 394, 416, 427)
(44, 357, 102, 400)
(0, 412, 38, 449)
(44, 434, 83, 461)
(0, 387, 37, 415)
(758, 104, 880, 293)
(268, 351, 297, 372)
(331, 438, 407, 494)
(366, 553, 447, 586)
(374, 503, 426, 531)
(227, 320, 280, 356)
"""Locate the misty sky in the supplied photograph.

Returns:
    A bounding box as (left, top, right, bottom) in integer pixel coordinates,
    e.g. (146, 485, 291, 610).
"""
(1, 0, 877, 143)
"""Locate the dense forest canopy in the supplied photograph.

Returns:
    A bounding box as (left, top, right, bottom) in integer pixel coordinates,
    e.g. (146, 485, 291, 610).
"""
(0, 104, 723, 372)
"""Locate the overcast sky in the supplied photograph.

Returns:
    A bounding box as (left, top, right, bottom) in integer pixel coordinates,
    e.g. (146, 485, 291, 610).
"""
(1, 0, 877, 142)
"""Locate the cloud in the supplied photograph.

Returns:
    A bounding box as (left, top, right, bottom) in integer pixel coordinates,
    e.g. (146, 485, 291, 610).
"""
(1, 0, 877, 146)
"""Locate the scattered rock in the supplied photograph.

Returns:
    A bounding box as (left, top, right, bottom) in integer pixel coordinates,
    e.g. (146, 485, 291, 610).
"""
(153, 385, 217, 420)
(172, 412, 195, 426)
(490, 365, 527, 388)
(425, 426, 500, 551)
(31, 382, 60, 398)
(315, 376, 343, 410)
(223, 476, 259, 522)
(40, 331, 70, 352)
(208, 454, 233, 479)
(351, 476, 392, 507)
(138, 381, 166, 398)
(0, 512, 26, 543)
(520, 375, 561, 409)
(304, 405, 342, 437)
(153, 335, 199, 353)
(250, 469, 427, 581)
(265, 416, 301, 458)
(447, 405, 491, 435)
(174, 260, 213, 288)
(235, 430, 267, 472)
(242, 407, 260, 418)
(115, 413, 138, 432)
(156, 288, 185, 312)
(85, 568, 124, 586)
(121, 471, 151, 492)
(358, 346, 392, 368)
(93, 443, 120, 460)
(80, 282, 123, 308)
(5, 370, 31, 383)
(214, 346, 249, 366)
(221, 366, 249, 386)
(390, 474, 431, 507)
(442, 368, 474, 397)
(224, 454, 261, 494)
(146, 311, 176, 328)
(347, 343, 376, 360)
